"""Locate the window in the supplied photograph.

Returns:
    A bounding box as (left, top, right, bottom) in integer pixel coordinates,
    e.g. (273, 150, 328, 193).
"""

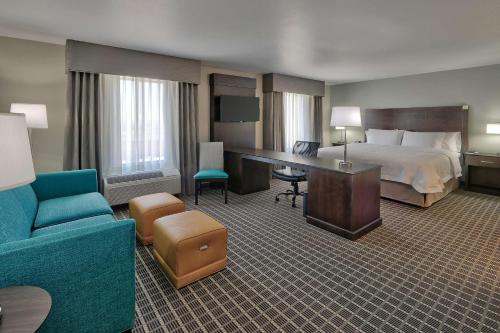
(101, 75, 179, 176)
(283, 92, 314, 152)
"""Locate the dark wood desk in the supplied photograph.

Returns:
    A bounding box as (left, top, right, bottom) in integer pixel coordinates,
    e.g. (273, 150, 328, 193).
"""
(224, 148, 382, 240)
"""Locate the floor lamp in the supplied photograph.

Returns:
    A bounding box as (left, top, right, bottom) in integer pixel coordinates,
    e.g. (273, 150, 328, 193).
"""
(0, 113, 36, 324)
(330, 106, 361, 168)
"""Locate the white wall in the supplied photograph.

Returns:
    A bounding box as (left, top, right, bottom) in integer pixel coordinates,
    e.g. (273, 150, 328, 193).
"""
(0, 36, 66, 172)
(329, 64, 500, 153)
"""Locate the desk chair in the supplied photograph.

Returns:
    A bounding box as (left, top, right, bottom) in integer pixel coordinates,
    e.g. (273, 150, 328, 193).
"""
(273, 141, 320, 208)
(193, 142, 228, 205)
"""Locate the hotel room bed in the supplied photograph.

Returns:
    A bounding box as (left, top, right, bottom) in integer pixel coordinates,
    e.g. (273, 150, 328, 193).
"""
(318, 143, 461, 207)
(322, 105, 468, 207)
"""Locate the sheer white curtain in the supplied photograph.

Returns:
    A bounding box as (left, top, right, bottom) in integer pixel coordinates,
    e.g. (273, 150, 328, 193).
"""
(283, 92, 314, 152)
(100, 74, 179, 176)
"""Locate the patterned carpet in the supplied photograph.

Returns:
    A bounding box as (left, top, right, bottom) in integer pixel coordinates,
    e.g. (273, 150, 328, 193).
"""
(114, 180, 500, 333)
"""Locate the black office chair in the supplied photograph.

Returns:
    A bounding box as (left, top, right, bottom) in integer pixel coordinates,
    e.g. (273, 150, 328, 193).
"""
(273, 141, 320, 208)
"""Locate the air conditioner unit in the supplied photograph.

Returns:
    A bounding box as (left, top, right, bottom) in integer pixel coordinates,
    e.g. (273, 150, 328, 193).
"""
(104, 169, 181, 206)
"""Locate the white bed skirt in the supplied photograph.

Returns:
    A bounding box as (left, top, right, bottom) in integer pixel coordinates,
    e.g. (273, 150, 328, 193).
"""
(381, 178, 459, 207)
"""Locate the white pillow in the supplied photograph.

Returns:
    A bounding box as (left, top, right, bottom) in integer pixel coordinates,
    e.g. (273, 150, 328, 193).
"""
(365, 129, 403, 145)
(401, 131, 446, 149)
(436, 132, 462, 152)
(402, 131, 461, 152)
(445, 132, 462, 152)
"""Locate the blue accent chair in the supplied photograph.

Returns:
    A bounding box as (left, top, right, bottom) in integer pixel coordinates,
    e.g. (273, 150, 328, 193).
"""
(193, 142, 229, 205)
(0, 169, 136, 333)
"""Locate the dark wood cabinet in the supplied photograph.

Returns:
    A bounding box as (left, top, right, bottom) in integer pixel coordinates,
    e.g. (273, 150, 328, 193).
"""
(306, 166, 381, 240)
(224, 151, 270, 194)
(464, 152, 500, 195)
(209, 73, 258, 149)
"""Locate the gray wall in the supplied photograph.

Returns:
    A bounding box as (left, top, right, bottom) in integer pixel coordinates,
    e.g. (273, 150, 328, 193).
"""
(0, 36, 66, 172)
(329, 64, 500, 153)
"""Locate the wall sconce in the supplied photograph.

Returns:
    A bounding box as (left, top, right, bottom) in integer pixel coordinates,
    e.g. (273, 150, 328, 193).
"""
(486, 123, 500, 155)
(486, 123, 500, 135)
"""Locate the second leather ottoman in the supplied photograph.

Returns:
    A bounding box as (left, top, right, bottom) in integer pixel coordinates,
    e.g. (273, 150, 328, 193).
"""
(153, 210, 227, 289)
(129, 193, 185, 245)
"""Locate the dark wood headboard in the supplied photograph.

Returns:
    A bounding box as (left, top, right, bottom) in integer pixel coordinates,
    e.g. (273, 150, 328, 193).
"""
(363, 106, 469, 151)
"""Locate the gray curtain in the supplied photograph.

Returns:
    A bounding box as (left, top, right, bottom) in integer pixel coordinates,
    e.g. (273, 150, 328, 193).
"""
(63, 71, 101, 174)
(312, 96, 323, 145)
(179, 82, 199, 195)
(263, 92, 284, 152)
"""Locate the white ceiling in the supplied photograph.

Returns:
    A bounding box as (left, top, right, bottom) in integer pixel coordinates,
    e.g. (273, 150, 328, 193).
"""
(1, 0, 500, 83)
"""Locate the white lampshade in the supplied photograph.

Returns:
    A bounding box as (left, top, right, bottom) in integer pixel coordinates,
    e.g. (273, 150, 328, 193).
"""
(0, 114, 35, 191)
(331, 106, 361, 127)
(335, 126, 345, 130)
(10, 103, 48, 128)
(486, 123, 500, 134)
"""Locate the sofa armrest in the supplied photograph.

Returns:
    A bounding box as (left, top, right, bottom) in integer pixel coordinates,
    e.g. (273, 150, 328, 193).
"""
(31, 169, 99, 201)
(0, 219, 136, 333)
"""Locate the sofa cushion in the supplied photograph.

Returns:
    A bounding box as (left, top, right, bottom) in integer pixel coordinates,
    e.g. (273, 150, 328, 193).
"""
(0, 185, 38, 244)
(31, 214, 116, 238)
(31, 169, 98, 201)
(34, 192, 113, 229)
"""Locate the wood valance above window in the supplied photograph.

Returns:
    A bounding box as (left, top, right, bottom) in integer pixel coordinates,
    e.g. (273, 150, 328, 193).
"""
(263, 73, 325, 97)
(66, 40, 201, 84)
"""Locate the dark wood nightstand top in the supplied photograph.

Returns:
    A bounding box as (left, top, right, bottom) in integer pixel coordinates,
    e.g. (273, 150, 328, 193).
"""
(331, 142, 345, 146)
(464, 152, 500, 168)
(464, 151, 500, 158)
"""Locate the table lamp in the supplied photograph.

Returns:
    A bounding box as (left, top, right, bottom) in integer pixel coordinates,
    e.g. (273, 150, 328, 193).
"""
(0, 114, 35, 324)
(0, 114, 35, 191)
(486, 123, 500, 155)
(334, 126, 345, 144)
(331, 106, 361, 168)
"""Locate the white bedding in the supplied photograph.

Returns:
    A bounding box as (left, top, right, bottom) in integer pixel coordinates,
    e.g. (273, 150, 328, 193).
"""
(318, 143, 462, 194)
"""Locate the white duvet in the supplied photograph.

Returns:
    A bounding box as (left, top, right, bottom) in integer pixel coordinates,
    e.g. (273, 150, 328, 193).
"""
(318, 143, 462, 194)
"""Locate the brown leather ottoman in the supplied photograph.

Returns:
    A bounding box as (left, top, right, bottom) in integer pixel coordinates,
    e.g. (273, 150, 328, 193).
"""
(129, 193, 185, 245)
(153, 210, 227, 289)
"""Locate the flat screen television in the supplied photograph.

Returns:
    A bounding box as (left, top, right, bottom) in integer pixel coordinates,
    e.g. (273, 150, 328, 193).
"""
(215, 95, 259, 122)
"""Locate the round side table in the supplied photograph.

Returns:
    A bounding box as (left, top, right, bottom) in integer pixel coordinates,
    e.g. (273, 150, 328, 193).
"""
(0, 286, 52, 333)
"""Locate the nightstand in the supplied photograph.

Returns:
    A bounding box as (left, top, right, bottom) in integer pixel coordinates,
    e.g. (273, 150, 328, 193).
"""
(464, 152, 500, 195)
(331, 142, 345, 147)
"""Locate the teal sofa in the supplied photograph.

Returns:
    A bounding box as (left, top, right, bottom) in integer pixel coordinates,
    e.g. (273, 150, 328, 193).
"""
(0, 169, 135, 333)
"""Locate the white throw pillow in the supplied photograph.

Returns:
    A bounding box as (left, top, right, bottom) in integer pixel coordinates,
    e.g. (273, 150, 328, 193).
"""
(404, 131, 461, 152)
(366, 129, 404, 145)
(445, 132, 462, 152)
(438, 132, 462, 152)
(401, 131, 446, 149)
